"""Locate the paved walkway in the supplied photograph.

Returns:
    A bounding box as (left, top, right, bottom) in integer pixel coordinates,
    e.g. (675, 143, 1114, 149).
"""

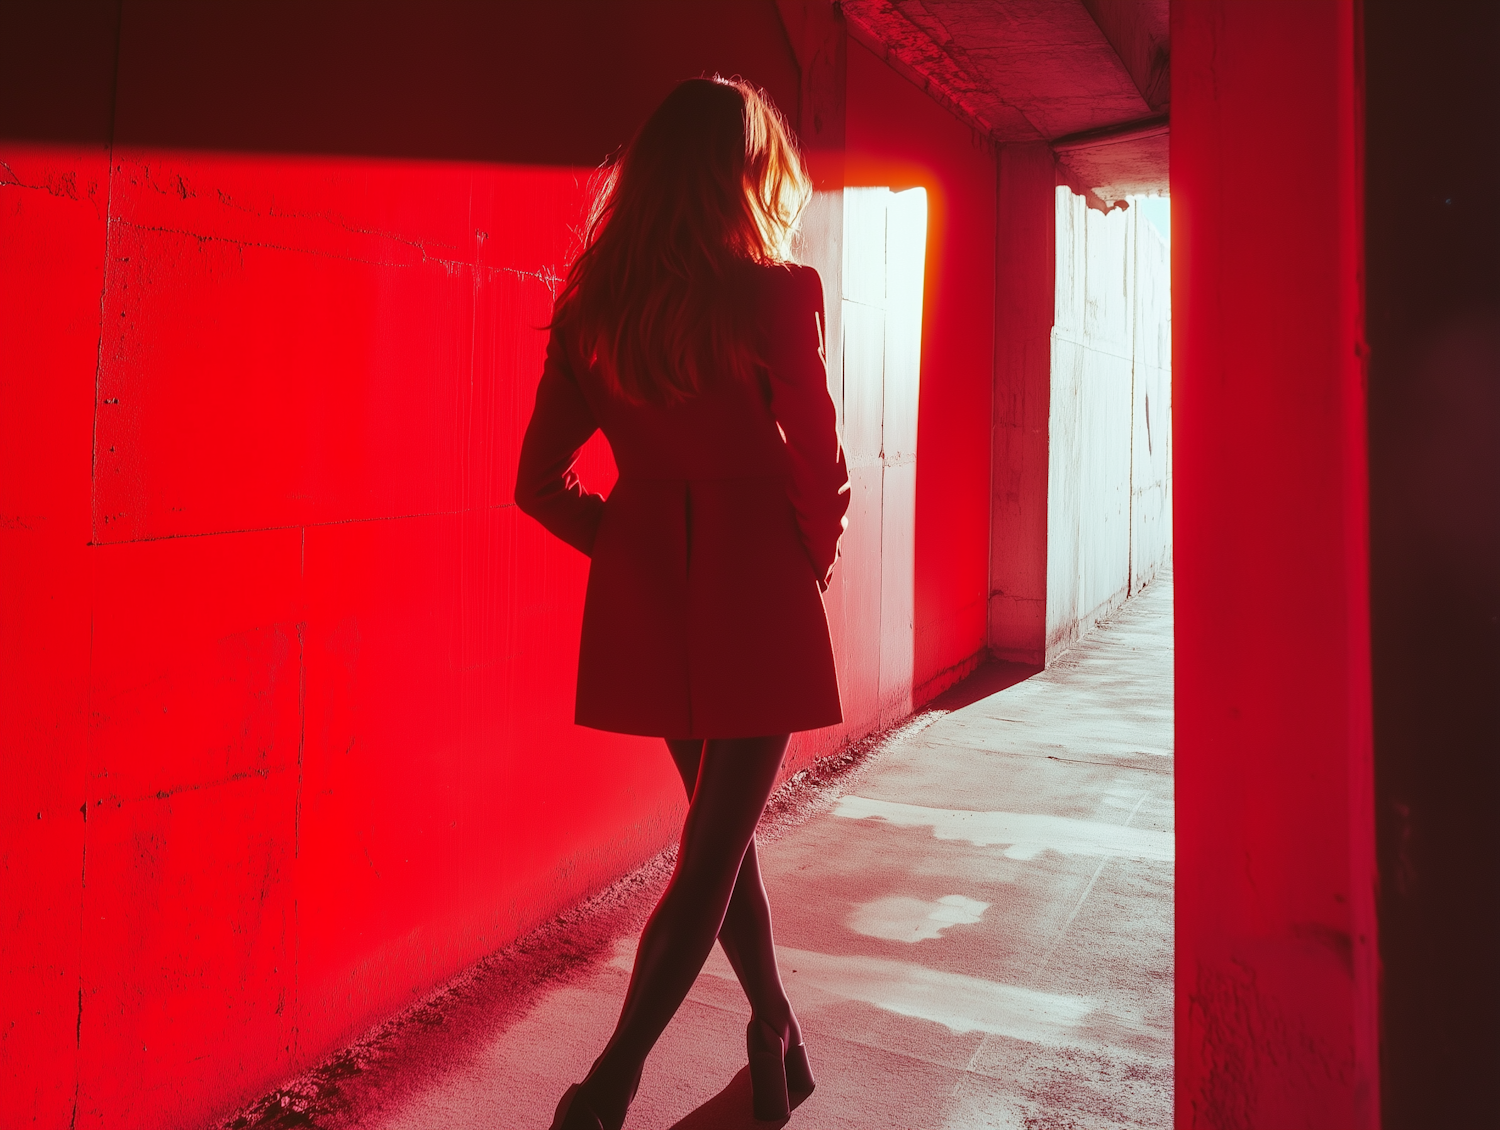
(227, 574, 1173, 1130)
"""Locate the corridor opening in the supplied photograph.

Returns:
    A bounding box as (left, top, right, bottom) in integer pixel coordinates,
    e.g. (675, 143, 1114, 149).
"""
(5, 2, 1450, 1126)
(1047, 190, 1172, 660)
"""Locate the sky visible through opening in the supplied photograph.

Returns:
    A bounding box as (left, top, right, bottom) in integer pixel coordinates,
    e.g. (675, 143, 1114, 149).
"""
(1133, 194, 1170, 246)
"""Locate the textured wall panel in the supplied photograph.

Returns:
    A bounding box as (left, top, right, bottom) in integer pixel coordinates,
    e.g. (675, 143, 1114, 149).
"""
(0, 7, 990, 1123)
(1172, 1, 1377, 1124)
(1047, 188, 1171, 660)
(847, 42, 996, 700)
(0, 142, 111, 1126)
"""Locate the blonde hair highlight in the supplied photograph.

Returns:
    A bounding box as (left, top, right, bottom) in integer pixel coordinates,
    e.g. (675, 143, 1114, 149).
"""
(552, 76, 811, 405)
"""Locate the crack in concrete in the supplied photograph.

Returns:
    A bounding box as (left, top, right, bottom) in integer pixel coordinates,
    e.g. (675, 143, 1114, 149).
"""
(86, 499, 517, 548)
(108, 216, 559, 287)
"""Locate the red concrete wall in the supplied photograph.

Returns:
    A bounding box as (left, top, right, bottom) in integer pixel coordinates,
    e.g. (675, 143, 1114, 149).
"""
(0, 4, 860, 1127)
(2, 3, 1007, 1124)
(845, 41, 997, 704)
(2, 148, 107, 1130)
(989, 142, 1055, 666)
(1171, 1, 1378, 1126)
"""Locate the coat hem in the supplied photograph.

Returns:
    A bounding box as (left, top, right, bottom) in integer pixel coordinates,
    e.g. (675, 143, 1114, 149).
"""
(574, 713, 843, 740)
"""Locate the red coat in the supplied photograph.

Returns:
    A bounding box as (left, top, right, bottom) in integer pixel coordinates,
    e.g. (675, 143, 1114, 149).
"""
(516, 262, 849, 738)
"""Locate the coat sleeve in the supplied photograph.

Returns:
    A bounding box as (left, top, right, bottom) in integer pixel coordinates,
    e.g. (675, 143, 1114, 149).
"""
(761, 264, 851, 591)
(515, 326, 606, 556)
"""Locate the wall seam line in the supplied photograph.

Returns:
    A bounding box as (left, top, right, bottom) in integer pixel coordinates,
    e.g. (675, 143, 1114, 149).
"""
(75, 3, 125, 1121)
(88, 502, 519, 548)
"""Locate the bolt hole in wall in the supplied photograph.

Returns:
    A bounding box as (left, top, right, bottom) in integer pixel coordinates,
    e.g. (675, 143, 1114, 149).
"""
(1047, 190, 1171, 663)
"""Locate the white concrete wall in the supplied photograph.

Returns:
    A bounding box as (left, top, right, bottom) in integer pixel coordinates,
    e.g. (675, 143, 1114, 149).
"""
(830, 186, 928, 736)
(1046, 188, 1171, 661)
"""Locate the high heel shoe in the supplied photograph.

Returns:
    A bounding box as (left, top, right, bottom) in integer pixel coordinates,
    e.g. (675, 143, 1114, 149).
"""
(785, 1037, 815, 1099)
(548, 1080, 627, 1130)
(549, 1084, 600, 1130)
(549, 1055, 642, 1130)
(747, 1016, 791, 1121)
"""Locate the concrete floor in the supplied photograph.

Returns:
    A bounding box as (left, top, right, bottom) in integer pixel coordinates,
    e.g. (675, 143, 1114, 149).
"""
(224, 573, 1173, 1130)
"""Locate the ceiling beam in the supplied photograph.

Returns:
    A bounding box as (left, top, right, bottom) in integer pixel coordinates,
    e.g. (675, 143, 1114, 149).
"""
(1079, 0, 1171, 112)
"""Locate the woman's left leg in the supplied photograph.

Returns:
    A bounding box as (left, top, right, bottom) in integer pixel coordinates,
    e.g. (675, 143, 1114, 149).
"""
(577, 734, 790, 1123)
(665, 739, 801, 1048)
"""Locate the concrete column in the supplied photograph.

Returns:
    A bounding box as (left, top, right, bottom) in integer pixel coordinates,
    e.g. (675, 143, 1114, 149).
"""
(1172, 1, 1378, 1126)
(988, 142, 1056, 665)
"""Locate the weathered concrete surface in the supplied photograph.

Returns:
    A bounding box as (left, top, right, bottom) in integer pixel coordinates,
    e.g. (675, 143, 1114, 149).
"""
(842, 0, 1153, 140)
(840, 0, 1171, 200)
(222, 576, 1173, 1130)
(1048, 187, 1172, 662)
(989, 142, 1056, 669)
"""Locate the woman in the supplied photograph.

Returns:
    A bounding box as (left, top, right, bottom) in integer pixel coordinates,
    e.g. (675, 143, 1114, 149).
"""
(515, 75, 849, 1129)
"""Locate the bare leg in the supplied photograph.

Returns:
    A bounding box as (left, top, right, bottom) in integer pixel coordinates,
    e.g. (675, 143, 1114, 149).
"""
(665, 739, 802, 1048)
(578, 734, 790, 1123)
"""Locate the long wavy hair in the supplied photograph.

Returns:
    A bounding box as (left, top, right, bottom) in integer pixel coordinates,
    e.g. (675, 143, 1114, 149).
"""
(551, 76, 812, 406)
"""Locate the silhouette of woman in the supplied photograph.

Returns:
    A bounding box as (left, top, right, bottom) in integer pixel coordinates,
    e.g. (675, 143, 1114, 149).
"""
(515, 76, 849, 1129)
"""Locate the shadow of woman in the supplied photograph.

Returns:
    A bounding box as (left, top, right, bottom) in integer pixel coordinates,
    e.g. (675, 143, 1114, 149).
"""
(665, 1065, 814, 1129)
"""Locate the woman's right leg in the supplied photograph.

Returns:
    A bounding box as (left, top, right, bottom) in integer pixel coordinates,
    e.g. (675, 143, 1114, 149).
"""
(665, 740, 802, 1048)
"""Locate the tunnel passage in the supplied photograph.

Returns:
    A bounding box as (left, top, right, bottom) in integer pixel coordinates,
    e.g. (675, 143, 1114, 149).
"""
(0, 2, 1404, 1128)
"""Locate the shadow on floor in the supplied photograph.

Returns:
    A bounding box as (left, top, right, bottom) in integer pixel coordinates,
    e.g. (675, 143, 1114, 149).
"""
(925, 659, 1042, 713)
(665, 1065, 810, 1129)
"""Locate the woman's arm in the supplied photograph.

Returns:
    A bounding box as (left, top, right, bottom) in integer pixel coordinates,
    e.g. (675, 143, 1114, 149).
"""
(762, 264, 851, 590)
(515, 327, 606, 556)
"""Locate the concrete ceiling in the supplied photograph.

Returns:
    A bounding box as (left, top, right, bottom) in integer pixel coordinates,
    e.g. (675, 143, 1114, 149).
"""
(841, 0, 1170, 205)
